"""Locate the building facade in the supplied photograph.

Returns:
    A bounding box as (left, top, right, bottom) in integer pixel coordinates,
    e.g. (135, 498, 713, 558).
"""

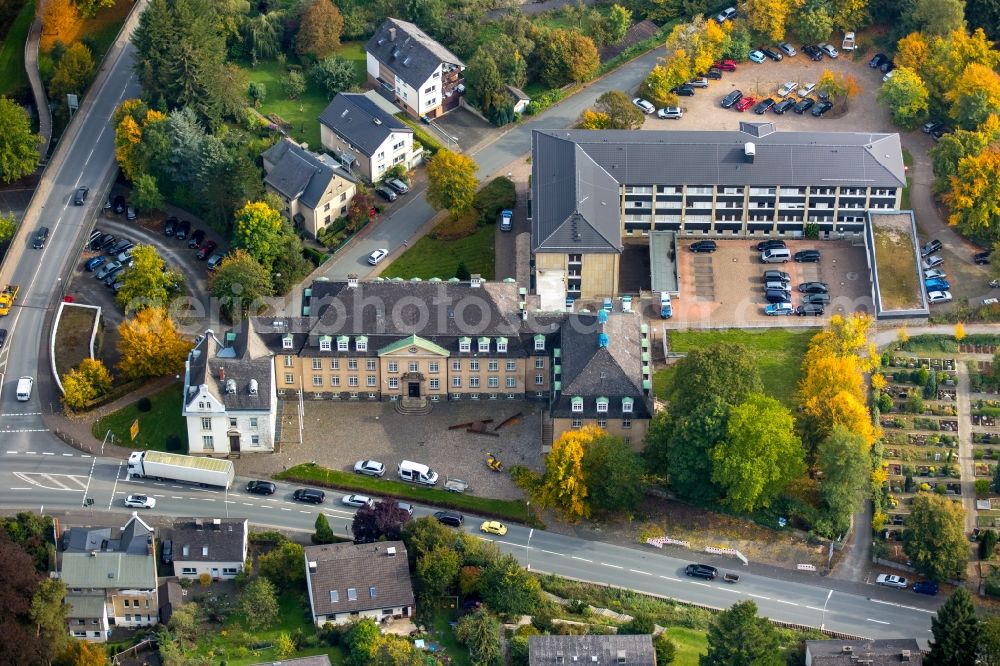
(531, 123, 906, 299)
(319, 93, 420, 183)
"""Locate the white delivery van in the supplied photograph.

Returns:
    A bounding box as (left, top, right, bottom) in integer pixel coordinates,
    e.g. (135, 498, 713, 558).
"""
(16, 376, 33, 401)
(398, 460, 439, 486)
(761, 248, 791, 263)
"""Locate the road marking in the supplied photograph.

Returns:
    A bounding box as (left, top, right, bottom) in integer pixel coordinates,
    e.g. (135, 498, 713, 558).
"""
(199, 498, 216, 502)
(10, 487, 32, 490)
(171, 496, 183, 499)
(6, 450, 16, 453)
(600, 563, 623, 569)
(659, 576, 681, 582)
(41, 452, 54, 455)
(280, 507, 291, 511)
(242, 502, 255, 506)
(775, 600, 800, 607)
(629, 569, 652, 576)
(716, 587, 741, 594)
(806, 606, 826, 612)
(748, 594, 772, 601)
(868, 599, 936, 614)
(299, 510, 311, 514)
(572, 556, 593, 563)
(690, 581, 711, 588)
(538, 549, 560, 556)
(62, 453, 73, 456)
(866, 618, 890, 625)
(2, 429, 50, 433)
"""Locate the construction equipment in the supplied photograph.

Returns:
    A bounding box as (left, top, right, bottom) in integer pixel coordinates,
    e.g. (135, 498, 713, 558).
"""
(486, 452, 503, 472)
(0, 284, 19, 315)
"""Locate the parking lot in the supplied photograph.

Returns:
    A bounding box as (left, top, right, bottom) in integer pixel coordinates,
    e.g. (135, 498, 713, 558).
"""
(641, 47, 894, 133)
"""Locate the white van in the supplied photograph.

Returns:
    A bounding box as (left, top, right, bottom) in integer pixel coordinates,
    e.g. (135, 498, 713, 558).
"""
(16, 376, 33, 401)
(761, 248, 791, 263)
(398, 460, 439, 486)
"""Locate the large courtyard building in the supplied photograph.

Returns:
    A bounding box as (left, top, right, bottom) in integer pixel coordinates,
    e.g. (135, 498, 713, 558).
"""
(531, 123, 907, 300)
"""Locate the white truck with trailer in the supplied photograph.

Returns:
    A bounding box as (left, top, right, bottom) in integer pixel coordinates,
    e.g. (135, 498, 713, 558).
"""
(127, 451, 235, 489)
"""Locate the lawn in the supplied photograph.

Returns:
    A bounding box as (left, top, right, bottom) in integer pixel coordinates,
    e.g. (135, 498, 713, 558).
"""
(652, 366, 676, 401)
(667, 328, 815, 405)
(381, 225, 495, 280)
(0, 0, 35, 97)
(901, 148, 913, 209)
(870, 214, 923, 311)
(421, 606, 471, 666)
(91, 383, 184, 450)
(54, 304, 98, 379)
(275, 463, 539, 526)
(664, 627, 708, 666)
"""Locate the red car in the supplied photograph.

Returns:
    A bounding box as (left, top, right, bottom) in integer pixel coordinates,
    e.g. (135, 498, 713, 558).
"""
(712, 59, 737, 71)
(197, 240, 217, 260)
(734, 96, 756, 112)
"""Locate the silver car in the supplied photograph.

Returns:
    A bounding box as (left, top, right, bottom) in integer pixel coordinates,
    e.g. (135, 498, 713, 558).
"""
(354, 459, 386, 477)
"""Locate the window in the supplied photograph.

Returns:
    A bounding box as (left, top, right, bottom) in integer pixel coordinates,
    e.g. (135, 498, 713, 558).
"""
(347, 588, 358, 601)
(452, 360, 461, 371)
(430, 378, 439, 390)
(488, 376, 499, 388)
(409, 361, 418, 372)
(250, 435, 259, 446)
(470, 376, 480, 388)
(202, 435, 214, 448)
(367, 359, 376, 371)
(282, 335, 293, 350)
(470, 392, 480, 400)
(534, 335, 545, 351)
(470, 359, 479, 371)
(319, 336, 331, 351)
(331, 359, 339, 370)
(250, 417, 258, 428)
(597, 417, 607, 428)
(452, 377, 461, 388)
(124, 600, 130, 607)
(389, 378, 399, 389)
(506, 377, 516, 388)
(370, 586, 377, 598)
(284, 355, 294, 367)
(285, 373, 294, 384)
(622, 397, 634, 413)
(536, 357, 545, 369)
(571, 396, 583, 413)
(496, 338, 509, 353)
(223, 567, 238, 575)
(572, 418, 582, 428)
(181, 567, 197, 575)
(337, 336, 349, 351)
(349, 376, 359, 387)
(393, 140, 406, 151)
(329, 589, 340, 603)
(367, 375, 376, 387)
(596, 397, 609, 413)
(489, 359, 498, 371)
(313, 376, 323, 386)
(229, 417, 237, 427)
(348, 359, 358, 370)
(356, 337, 368, 352)
(424, 85, 436, 93)
(459, 337, 471, 353)
(312, 358, 322, 370)
(201, 417, 211, 430)
(429, 362, 439, 373)
(388, 361, 398, 373)
(198, 402, 205, 409)
(478, 338, 490, 353)
(535, 374, 544, 385)
(331, 377, 340, 386)
(623, 418, 632, 429)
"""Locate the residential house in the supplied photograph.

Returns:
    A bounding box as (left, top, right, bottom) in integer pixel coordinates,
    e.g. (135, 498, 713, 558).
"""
(182, 327, 276, 455)
(506, 85, 531, 114)
(365, 18, 465, 119)
(262, 137, 357, 239)
(170, 517, 248, 581)
(527, 634, 656, 666)
(319, 92, 420, 183)
(304, 541, 415, 626)
(531, 123, 905, 299)
(60, 513, 159, 641)
(805, 639, 923, 665)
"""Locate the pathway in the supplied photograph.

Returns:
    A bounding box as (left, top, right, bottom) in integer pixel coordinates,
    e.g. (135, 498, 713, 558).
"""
(832, 500, 873, 583)
(25, 14, 51, 158)
(955, 362, 978, 535)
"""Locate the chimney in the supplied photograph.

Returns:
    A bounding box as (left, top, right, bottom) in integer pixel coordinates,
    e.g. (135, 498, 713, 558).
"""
(387, 546, 397, 557)
(900, 650, 911, 662)
(308, 560, 317, 574)
(389, 27, 396, 41)
(195, 518, 204, 529)
(218, 366, 225, 381)
(212, 518, 221, 529)
(347, 274, 359, 289)
(470, 274, 482, 288)
(556, 653, 564, 664)
(744, 141, 755, 163)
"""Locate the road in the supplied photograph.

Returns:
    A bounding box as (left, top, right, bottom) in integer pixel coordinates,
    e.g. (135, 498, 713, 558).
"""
(0, 448, 940, 640)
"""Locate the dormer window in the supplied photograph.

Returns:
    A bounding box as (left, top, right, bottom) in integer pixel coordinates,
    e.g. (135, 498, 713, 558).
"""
(622, 397, 634, 413)
(319, 335, 332, 351)
(356, 336, 368, 352)
(534, 334, 545, 351)
(596, 397, 609, 413)
(571, 396, 583, 413)
(496, 337, 508, 353)
(459, 337, 471, 353)
(282, 334, 293, 350)
(478, 337, 490, 353)
(337, 336, 349, 351)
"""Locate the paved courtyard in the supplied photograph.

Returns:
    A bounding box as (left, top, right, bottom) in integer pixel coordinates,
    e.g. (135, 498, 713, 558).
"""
(237, 399, 545, 500)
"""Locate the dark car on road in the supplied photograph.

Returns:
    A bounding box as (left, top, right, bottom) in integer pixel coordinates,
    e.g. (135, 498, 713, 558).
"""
(761, 47, 782, 61)
(811, 101, 833, 116)
(690, 240, 717, 253)
(796, 304, 825, 316)
(434, 510, 464, 527)
(0, 328, 7, 348)
(931, 125, 952, 141)
(161, 539, 172, 565)
(292, 488, 325, 504)
(920, 239, 942, 257)
(798, 281, 829, 294)
(247, 480, 277, 495)
(912, 581, 939, 595)
(672, 85, 695, 96)
(73, 186, 89, 206)
(197, 241, 218, 260)
(113, 195, 126, 214)
(684, 564, 719, 580)
(794, 249, 821, 262)
(870, 53, 887, 68)
(721, 90, 743, 108)
(753, 98, 775, 114)
(164, 216, 177, 237)
(187, 229, 206, 249)
(922, 120, 945, 135)
(880, 59, 894, 73)
(97, 234, 117, 251)
(756, 240, 786, 251)
(32, 227, 49, 249)
(175, 219, 191, 240)
(765, 288, 792, 303)
(772, 98, 795, 114)
(974, 250, 992, 265)
(793, 98, 815, 114)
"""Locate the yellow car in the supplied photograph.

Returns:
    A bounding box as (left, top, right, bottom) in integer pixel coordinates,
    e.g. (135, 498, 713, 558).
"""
(480, 520, 508, 536)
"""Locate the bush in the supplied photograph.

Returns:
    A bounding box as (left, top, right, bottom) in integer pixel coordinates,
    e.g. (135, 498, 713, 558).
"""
(136, 396, 152, 412)
(165, 435, 182, 451)
(877, 392, 894, 413)
(804, 222, 820, 239)
(473, 177, 516, 226)
(431, 210, 479, 241)
(977, 479, 991, 496)
(981, 530, 998, 560)
(302, 246, 327, 267)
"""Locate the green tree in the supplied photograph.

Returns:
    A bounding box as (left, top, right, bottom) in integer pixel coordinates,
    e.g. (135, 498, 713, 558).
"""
(655, 634, 677, 664)
(257, 539, 305, 588)
(536, 28, 600, 87)
(132, 173, 165, 212)
(980, 528, 998, 559)
(295, 0, 344, 59)
(0, 211, 16, 243)
(878, 66, 929, 129)
(591, 90, 645, 129)
(947, 63, 1000, 130)
(910, 0, 966, 36)
(237, 577, 279, 631)
(465, 50, 507, 120)
(0, 97, 41, 183)
(209, 249, 274, 320)
(817, 426, 871, 537)
(582, 432, 644, 513)
(234, 200, 285, 270)
(967, 0, 1000, 40)
(313, 513, 336, 544)
(606, 4, 632, 44)
(284, 70, 306, 99)
(455, 261, 471, 280)
(242, 9, 285, 61)
(426, 150, 478, 215)
(712, 394, 805, 512)
(455, 607, 503, 666)
(72, 0, 115, 18)
(701, 600, 781, 666)
(50, 42, 95, 102)
(309, 56, 356, 98)
(903, 493, 968, 581)
(29, 578, 70, 660)
(792, 5, 834, 44)
(931, 115, 1000, 192)
(415, 545, 460, 599)
(928, 587, 980, 665)
(944, 145, 1000, 239)
(644, 398, 727, 502)
(479, 553, 540, 615)
(402, 516, 455, 566)
(982, 615, 1000, 666)
(117, 244, 182, 312)
(344, 618, 382, 666)
(667, 343, 763, 417)
(273, 632, 296, 659)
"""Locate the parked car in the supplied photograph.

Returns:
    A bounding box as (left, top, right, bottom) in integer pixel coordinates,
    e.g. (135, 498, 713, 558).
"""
(753, 98, 775, 114)
(164, 216, 177, 236)
(765, 288, 792, 303)
(931, 125, 953, 141)
(96, 234, 117, 251)
(927, 290, 952, 304)
(704, 68, 723, 79)
(690, 240, 717, 253)
(748, 50, 766, 63)
(756, 240, 786, 251)
(797, 304, 825, 316)
(207, 253, 225, 270)
(923, 268, 946, 280)
(672, 85, 695, 96)
(764, 279, 791, 291)
(793, 98, 815, 114)
(108, 239, 133, 255)
(96, 261, 123, 280)
(876, 574, 908, 589)
(176, 219, 191, 240)
(197, 241, 217, 260)
(657, 106, 683, 119)
(246, 480, 277, 495)
(869, 53, 887, 68)
(797, 83, 816, 97)
(292, 488, 326, 504)
(386, 177, 410, 194)
(85, 256, 106, 271)
(880, 59, 895, 73)
(0, 328, 6, 348)
(712, 59, 737, 71)
(798, 281, 829, 294)
(398, 502, 414, 516)
(368, 248, 389, 265)
(803, 293, 831, 305)
(375, 185, 397, 201)
(811, 101, 833, 116)
(687, 77, 709, 88)
(818, 43, 839, 58)
(341, 494, 375, 508)
(73, 186, 89, 205)
(974, 250, 992, 265)
(161, 539, 173, 565)
(499, 208, 513, 231)
(882, 70, 895, 83)
(632, 97, 655, 114)
(354, 459, 386, 477)
(765, 302, 794, 316)
(912, 581, 939, 595)
(777, 42, 797, 57)
(32, 227, 49, 249)
(925, 278, 951, 292)
(921, 255, 944, 270)
(794, 249, 821, 262)
(777, 81, 798, 97)
(480, 521, 508, 536)
(734, 96, 756, 112)
(761, 47, 782, 61)
(922, 120, 945, 135)
(113, 195, 126, 214)
(117, 247, 136, 263)
(802, 44, 823, 60)
(88, 229, 103, 246)
(684, 564, 719, 580)
(920, 239, 942, 256)
(434, 510, 464, 527)
(714, 6, 736, 22)
(126, 206, 137, 221)
(762, 270, 790, 282)
(187, 229, 206, 249)
(773, 98, 796, 114)
(105, 271, 123, 288)
(124, 495, 156, 509)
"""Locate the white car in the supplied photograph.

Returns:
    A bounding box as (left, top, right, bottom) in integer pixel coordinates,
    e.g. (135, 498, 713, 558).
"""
(818, 43, 839, 58)
(632, 97, 655, 114)
(353, 459, 386, 477)
(715, 6, 736, 22)
(777, 81, 798, 97)
(876, 574, 908, 589)
(341, 494, 375, 508)
(124, 495, 156, 509)
(367, 248, 389, 265)
(797, 83, 816, 97)
(883, 70, 895, 83)
(657, 107, 683, 119)
(928, 290, 952, 304)
(923, 268, 946, 280)
(921, 255, 944, 270)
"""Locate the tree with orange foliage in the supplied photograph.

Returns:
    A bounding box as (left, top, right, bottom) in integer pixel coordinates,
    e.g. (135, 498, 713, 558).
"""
(539, 426, 595, 521)
(896, 32, 930, 73)
(294, 0, 344, 59)
(41, 0, 78, 43)
(116, 307, 191, 380)
(817, 69, 861, 110)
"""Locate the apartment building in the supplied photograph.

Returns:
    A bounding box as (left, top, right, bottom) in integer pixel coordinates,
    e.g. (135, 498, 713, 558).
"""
(531, 122, 906, 299)
(319, 92, 420, 183)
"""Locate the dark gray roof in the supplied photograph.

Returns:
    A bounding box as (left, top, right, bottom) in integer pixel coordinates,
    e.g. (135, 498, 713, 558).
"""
(63, 514, 154, 555)
(552, 312, 649, 418)
(60, 552, 157, 589)
(171, 518, 247, 564)
(319, 93, 412, 158)
(305, 541, 414, 616)
(528, 635, 655, 666)
(531, 124, 907, 253)
(185, 328, 273, 411)
(262, 138, 355, 208)
(158, 580, 184, 624)
(366, 18, 464, 90)
(506, 84, 529, 101)
(806, 639, 922, 665)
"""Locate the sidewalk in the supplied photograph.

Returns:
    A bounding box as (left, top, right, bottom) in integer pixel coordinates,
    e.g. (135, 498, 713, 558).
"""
(25, 14, 51, 158)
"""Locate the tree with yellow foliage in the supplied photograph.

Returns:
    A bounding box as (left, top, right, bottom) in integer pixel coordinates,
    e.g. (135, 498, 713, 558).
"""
(41, 0, 78, 43)
(897, 326, 910, 344)
(871, 373, 888, 392)
(741, 0, 793, 41)
(61, 358, 113, 411)
(944, 145, 1000, 238)
(117, 307, 191, 381)
(896, 33, 930, 73)
(577, 109, 611, 129)
(806, 313, 875, 366)
(955, 323, 966, 341)
(539, 426, 595, 521)
(946, 63, 1000, 130)
(113, 100, 166, 182)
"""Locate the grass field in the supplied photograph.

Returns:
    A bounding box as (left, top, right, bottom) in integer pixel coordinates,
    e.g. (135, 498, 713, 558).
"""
(667, 328, 815, 404)
(381, 224, 494, 280)
(54, 304, 98, 379)
(871, 216, 923, 311)
(91, 383, 184, 450)
(0, 0, 35, 97)
(665, 627, 709, 665)
(424, 607, 471, 666)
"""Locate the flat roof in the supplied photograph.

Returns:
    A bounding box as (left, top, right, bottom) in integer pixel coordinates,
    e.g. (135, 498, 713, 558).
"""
(865, 211, 928, 319)
(650, 232, 678, 293)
